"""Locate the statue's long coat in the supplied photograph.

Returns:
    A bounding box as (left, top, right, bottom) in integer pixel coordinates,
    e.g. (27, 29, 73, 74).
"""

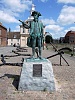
(27, 21, 44, 47)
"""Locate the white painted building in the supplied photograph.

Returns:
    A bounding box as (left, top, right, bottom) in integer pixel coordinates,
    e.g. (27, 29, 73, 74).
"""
(7, 32, 20, 46)
(20, 25, 29, 47)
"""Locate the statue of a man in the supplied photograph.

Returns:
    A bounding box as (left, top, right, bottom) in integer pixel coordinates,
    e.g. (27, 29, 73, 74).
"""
(20, 11, 44, 59)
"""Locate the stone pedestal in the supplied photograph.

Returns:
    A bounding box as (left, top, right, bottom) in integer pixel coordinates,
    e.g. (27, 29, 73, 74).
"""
(18, 58, 55, 91)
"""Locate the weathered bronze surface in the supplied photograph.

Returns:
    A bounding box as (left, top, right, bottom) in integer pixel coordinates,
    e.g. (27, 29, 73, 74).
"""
(19, 11, 44, 59)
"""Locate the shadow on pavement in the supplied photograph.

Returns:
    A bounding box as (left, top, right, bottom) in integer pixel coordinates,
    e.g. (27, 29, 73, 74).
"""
(0, 74, 20, 90)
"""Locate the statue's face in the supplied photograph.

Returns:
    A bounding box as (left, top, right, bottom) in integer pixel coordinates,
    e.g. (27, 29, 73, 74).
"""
(34, 14, 38, 21)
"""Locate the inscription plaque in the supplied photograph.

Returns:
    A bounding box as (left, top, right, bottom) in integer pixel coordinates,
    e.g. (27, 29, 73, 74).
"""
(33, 64, 42, 77)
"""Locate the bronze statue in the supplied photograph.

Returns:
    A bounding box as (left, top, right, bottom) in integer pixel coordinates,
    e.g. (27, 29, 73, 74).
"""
(19, 11, 44, 59)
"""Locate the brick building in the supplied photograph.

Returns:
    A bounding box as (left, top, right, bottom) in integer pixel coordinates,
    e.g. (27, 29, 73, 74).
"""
(65, 31, 75, 44)
(0, 22, 7, 46)
(7, 32, 20, 46)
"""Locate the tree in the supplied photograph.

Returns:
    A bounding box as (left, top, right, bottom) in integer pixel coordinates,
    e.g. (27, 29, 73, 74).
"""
(45, 35, 53, 43)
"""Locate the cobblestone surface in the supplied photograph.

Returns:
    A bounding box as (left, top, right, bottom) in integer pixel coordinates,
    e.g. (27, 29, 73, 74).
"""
(0, 46, 75, 100)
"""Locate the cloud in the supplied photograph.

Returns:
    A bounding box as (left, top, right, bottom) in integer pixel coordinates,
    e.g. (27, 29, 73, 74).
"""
(41, 18, 55, 25)
(57, 5, 75, 25)
(57, 0, 75, 4)
(2, 0, 31, 12)
(65, 26, 75, 32)
(40, 0, 48, 2)
(63, 26, 75, 37)
(52, 31, 65, 38)
(0, 10, 19, 23)
(53, 26, 75, 38)
(0, 0, 32, 23)
(69, 26, 75, 31)
(46, 24, 63, 32)
(45, 24, 64, 38)
(41, 17, 65, 38)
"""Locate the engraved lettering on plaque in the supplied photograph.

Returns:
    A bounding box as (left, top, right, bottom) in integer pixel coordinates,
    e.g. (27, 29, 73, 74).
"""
(33, 64, 42, 77)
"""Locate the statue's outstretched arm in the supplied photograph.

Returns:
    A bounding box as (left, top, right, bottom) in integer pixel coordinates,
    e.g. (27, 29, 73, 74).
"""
(19, 20, 30, 29)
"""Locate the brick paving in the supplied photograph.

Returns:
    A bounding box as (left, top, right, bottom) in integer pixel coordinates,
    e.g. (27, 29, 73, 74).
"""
(0, 46, 75, 100)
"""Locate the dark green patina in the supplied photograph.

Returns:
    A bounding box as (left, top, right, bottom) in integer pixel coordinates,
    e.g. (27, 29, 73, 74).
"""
(19, 11, 44, 59)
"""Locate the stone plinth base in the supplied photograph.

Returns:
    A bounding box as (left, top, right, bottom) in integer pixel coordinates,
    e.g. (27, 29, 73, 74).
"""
(18, 58, 55, 91)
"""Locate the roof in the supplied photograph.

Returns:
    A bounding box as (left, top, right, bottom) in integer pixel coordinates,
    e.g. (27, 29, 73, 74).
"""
(7, 32, 20, 39)
(0, 23, 7, 30)
(65, 31, 75, 37)
(70, 31, 75, 33)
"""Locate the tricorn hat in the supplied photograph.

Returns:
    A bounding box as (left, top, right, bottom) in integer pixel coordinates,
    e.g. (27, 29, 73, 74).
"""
(31, 11, 41, 16)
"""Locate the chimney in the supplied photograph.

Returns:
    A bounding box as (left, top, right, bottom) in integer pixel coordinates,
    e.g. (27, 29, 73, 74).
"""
(0, 22, 2, 25)
(9, 28, 11, 32)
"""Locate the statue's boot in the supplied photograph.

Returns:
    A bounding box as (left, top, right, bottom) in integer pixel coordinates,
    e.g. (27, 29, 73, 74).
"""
(31, 54, 35, 59)
(39, 48, 43, 59)
(31, 48, 35, 59)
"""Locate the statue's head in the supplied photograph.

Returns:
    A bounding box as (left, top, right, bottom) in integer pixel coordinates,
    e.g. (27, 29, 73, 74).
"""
(31, 11, 41, 17)
(31, 11, 41, 21)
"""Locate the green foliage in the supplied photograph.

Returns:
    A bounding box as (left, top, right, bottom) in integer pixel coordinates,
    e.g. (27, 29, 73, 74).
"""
(45, 35, 53, 43)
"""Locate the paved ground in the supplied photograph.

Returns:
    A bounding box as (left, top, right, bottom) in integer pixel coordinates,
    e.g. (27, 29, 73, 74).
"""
(0, 46, 75, 100)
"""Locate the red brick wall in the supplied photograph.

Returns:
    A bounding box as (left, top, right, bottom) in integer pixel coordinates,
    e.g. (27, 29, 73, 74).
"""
(0, 25, 7, 46)
(65, 31, 75, 44)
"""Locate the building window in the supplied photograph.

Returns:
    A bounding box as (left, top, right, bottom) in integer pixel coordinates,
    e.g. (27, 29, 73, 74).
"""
(22, 28, 26, 33)
(23, 28, 24, 33)
(11, 43, 13, 46)
(22, 39, 25, 41)
(11, 39, 13, 41)
(17, 43, 19, 46)
(14, 35, 16, 38)
(0, 30, 1, 35)
(17, 39, 19, 42)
